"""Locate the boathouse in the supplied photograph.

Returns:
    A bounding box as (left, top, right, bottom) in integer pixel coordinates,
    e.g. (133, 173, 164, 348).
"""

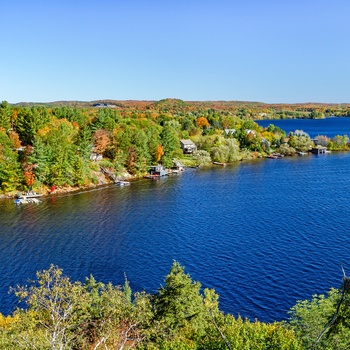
(149, 165, 168, 176)
(311, 146, 327, 154)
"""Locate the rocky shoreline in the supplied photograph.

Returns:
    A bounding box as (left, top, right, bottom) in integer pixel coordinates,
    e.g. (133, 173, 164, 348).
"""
(0, 168, 137, 201)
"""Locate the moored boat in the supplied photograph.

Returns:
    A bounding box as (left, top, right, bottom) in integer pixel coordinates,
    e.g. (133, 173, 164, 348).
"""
(115, 181, 130, 186)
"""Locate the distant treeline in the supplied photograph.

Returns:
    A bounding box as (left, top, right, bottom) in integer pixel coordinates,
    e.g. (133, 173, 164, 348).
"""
(1, 262, 349, 349)
(1, 99, 349, 194)
(12, 98, 350, 119)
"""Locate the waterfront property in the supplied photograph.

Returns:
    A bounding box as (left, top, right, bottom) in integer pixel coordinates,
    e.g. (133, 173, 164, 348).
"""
(311, 146, 327, 154)
(145, 165, 168, 178)
(180, 139, 197, 154)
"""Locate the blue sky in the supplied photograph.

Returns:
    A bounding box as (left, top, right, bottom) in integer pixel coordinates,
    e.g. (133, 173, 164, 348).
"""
(1, 0, 349, 103)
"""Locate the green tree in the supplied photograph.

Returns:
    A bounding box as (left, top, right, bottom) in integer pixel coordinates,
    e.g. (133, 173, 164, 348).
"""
(15, 107, 51, 144)
(160, 124, 179, 167)
(289, 284, 350, 349)
(0, 130, 23, 193)
(0, 101, 12, 131)
(153, 261, 206, 341)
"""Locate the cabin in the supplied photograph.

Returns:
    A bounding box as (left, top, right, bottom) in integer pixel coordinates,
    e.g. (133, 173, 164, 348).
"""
(149, 165, 168, 176)
(180, 139, 197, 154)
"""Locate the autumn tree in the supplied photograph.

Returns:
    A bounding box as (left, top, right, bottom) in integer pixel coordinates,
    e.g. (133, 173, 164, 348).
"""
(195, 116, 210, 128)
(154, 144, 164, 163)
(93, 129, 110, 155)
(8, 130, 21, 149)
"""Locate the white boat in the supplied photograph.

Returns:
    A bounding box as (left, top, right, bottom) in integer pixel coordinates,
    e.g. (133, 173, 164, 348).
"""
(115, 181, 130, 186)
(15, 197, 41, 204)
(15, 191, 43, 204)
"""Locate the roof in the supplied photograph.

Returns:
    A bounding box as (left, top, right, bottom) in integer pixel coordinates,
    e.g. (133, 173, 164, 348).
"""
(180, 139, 195, 145)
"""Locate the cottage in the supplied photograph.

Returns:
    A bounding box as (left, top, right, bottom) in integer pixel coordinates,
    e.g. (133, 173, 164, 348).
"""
(180, 139, 197, 154)
(149, 165, 168, 176)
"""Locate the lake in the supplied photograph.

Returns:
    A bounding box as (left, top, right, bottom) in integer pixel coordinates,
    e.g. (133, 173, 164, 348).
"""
(256, 116, 350, 138)
(1, 118, 350, 323)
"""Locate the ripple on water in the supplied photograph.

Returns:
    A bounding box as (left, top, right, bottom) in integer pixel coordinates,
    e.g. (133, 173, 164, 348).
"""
(1, 153, 350, 321)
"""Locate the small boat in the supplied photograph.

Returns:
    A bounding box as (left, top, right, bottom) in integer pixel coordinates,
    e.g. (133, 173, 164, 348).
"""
(115, 181, 130, 186)
(14, 197, 41, 204)
(213, 162, 226, 166)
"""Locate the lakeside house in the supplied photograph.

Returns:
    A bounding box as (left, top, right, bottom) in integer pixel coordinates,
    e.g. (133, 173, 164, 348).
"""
(149, 165, 168, 176)
(311, 146, 327, 154)
(180, 139, 197, 154)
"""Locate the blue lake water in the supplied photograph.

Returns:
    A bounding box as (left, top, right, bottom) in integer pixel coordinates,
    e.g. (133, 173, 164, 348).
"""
(256, 116, 350, 138)
(1, 118, 350, 323)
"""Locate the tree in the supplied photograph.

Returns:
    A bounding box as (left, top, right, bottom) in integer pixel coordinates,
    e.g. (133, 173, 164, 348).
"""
(153, 261, 206, 338)
(0, 129, 23, 192)
(289, 281, 350, 350)
(93, 129, 110, 155)
(15, 107, 51, 144)
(0, 101, 12, 131)
(195, 117, 210, 128)
(192, 150, 212, 166)
(13, 265, 90, 350)
(160, 125, 179, 168)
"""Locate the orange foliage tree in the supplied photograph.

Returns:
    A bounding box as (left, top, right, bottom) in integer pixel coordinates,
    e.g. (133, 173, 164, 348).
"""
(195, 117, 210, 128)
(154, 144, 164, 163)
(8, 130, 21, 149)
(93, 129, 110, 155)
(23, 162, 35, 187)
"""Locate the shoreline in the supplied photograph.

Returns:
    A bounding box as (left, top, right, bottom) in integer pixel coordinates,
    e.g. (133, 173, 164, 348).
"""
(0, 149, 341, 202)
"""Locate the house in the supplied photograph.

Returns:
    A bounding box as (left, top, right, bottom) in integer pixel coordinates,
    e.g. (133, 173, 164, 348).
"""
(180, 139, 197, 154)
(224, 128, 236, 136)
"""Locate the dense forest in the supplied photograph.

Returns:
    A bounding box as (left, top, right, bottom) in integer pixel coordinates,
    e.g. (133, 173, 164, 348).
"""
(0, 262, 349, 349)
(1, 99, 350, 196)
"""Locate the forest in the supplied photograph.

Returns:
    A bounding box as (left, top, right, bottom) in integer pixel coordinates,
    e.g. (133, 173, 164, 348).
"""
(1, 99, 350, 196)
(0, 262, 349, 349)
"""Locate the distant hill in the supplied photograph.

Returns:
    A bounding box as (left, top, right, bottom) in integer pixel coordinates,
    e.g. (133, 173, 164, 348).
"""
(11, 98, 350, 115)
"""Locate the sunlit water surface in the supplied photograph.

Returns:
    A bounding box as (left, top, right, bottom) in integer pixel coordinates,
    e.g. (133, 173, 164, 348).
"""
(1, 118, 350, 322)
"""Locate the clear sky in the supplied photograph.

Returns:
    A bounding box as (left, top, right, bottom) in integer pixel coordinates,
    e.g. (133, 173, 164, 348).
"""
(1, 0, 349, 103)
